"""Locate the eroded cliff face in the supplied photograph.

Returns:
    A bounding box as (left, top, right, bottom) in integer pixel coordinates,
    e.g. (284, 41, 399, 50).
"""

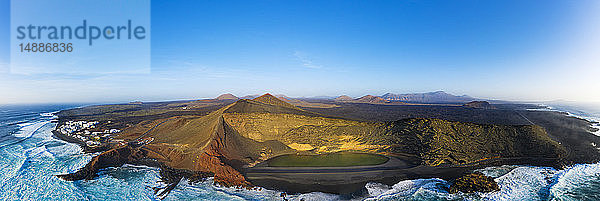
(57, 146, 136, 181)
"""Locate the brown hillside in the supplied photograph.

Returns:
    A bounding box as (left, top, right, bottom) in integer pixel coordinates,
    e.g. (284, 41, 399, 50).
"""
(225, 95, 318, 116)
(216, 93, 239, 100)
(356, 95, 389, 104)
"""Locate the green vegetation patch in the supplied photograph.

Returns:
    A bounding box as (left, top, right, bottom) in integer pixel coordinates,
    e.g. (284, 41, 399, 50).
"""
(267, 152, 389, 167)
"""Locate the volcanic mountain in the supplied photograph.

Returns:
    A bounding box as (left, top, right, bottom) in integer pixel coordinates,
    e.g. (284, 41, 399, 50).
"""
(334, 95, 354, 102)
(240, 95, 259, 99)
(215, 93, 239, 100)
(58, 93, 571, 194)
(249, 93, 297, 109)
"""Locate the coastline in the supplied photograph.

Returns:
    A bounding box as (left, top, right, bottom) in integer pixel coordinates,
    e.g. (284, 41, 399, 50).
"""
(528, 104, 600, 136)
(49, 110, 218, 197)
(51, 102, 600, 196)
(51, 135, 216, 197)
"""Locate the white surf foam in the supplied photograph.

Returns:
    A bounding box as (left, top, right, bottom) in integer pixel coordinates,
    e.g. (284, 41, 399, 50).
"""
(365, 182, 392, 197)
(13, 121, 47, 138)
(364, 178, 451, 201)
(40, 113, 54, 117)
(25, 146, 55, 160)
(482, 166, 558, 200)
(40, 112, 58, 120)
(549, 163, 600, 200)
(16, 122, 34, 127)
(356, 163, 600, 201)
(475, 165, 519, 178)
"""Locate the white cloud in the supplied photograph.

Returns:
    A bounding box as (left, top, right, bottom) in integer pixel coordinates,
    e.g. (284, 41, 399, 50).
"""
(293, 51, 322, 69)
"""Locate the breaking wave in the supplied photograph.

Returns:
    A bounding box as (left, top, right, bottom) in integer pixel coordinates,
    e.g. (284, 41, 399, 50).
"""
(13, 121, 47, 138)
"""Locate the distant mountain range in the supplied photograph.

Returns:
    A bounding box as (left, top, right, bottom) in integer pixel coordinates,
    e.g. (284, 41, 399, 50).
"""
(217, 91, 477, 105)
(333, 91, 476, 104)
(218, 94, 338, 108)
(380, 91, 475, 103)
(335, 95, 390, 104)
(356, 95, 390, 103)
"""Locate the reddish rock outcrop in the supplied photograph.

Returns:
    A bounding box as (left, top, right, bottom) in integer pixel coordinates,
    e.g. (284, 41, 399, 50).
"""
(57, 146, 145, 181)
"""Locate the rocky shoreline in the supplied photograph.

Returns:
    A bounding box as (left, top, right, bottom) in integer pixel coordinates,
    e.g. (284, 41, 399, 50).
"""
(55, 145, 216, 198)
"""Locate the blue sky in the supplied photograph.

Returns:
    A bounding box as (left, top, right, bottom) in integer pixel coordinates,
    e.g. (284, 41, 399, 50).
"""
(8, 0, 150, 74)
(1, 0, 599, 104)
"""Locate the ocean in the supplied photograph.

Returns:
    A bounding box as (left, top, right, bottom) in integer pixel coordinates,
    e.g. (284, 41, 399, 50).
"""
(0, 104, 599, 201)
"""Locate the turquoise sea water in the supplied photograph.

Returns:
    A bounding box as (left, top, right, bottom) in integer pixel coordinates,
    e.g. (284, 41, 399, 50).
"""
(0, 104, 599, 201)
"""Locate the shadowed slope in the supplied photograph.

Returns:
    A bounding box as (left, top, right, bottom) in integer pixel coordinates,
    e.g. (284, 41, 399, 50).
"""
(363, 118, 566, 166)
(143, 104, 292, 185)
(225, 95, 319, 117)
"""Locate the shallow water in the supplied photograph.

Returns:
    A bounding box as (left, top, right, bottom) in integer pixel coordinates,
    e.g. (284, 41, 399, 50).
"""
(0, 104, 599, 200)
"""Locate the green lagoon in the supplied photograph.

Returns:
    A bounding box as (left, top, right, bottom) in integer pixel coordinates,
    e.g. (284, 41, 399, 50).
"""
(267, 152, 389, 167)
